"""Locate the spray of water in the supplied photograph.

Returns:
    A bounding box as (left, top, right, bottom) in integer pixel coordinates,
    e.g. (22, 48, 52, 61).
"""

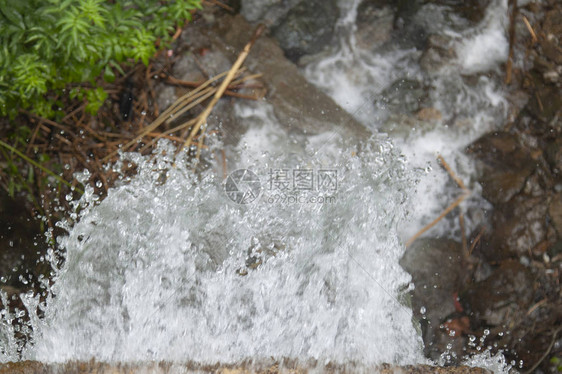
(0, 133, 434, 366)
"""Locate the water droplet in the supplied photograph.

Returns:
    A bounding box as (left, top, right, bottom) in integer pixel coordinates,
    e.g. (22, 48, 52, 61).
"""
(65, 194, 73, 201)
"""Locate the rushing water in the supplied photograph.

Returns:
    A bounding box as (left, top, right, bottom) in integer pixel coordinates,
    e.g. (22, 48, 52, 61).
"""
(304, 0, 510, 240)
(4, 137, 425, 365)
(1, 0, 515, 371)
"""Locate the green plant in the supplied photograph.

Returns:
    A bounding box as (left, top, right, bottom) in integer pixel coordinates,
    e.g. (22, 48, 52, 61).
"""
(551, 356, 562, 372)
(0, 0, 202, 118)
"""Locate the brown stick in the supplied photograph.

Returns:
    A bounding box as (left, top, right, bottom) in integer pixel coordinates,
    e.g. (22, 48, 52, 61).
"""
(102, 70, 236, 162)
(522, 16, 538, 44)
(405, 192, 470, 247)
(468, 226, 485, 255)
(438, 154, 468, 192)
(178, 24, 266, 153)
(406, 155, 472, 247)
(205, 0, 234, 12)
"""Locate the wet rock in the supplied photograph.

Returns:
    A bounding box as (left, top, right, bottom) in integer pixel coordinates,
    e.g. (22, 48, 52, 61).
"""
(426, 0, 491, 24)
(528, 82, 562, 123)
(205, 14, 370, 140)
(467, 132, 535, 204)
(539, 37, 562, 65)
(380, 113, 442, 139)
(450, 0, 491, 24)
(377, 79, 428, 114)
(394, 6, 428, 50)
(420, 34, 457, 73)
(240, 0, 340, 60)
(271, 0, 339, 61)
(355, 1, 394, 50)
(400, 238, 466, 361)
(172, 52, 206, 82)
(154, 84, 176, 113)
(240, 0, 300, 25)
(416, 107, 443, 122)
(550, 192, 562, 236)
(154, 12, 369, 154)
(462, 260, 534, 326)
(486, 195, 549, 259)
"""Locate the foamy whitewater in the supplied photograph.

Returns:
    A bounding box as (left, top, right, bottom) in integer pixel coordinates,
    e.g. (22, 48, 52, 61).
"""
(1, 0, 515, 371)
(304, 0, 510, 240)
(4, 136, 424, 365)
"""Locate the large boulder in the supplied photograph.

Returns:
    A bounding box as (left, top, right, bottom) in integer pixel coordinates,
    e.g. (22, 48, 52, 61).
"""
(240, 0, 339, 61)
(271, 0, 339, 61)
(173, 13, 371, 144)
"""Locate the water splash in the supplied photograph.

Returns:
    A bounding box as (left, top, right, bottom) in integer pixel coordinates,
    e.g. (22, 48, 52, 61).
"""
(0, 136, 429, 366)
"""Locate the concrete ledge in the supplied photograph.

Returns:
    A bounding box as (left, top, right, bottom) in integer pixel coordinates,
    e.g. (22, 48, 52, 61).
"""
(0, 361, 492, 373)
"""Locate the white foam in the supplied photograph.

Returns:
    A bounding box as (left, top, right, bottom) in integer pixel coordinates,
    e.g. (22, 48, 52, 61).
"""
(456, 0, 509, 74)
(1, 137, 426, 366)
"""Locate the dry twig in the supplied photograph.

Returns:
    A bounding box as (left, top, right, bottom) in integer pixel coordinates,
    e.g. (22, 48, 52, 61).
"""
(522, 16, 538, 44)
(406, 155, 470, 247)
(178, 23, 266, 155)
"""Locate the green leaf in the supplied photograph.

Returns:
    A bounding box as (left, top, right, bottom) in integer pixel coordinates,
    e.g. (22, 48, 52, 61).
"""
(0, 0, 203, 119)
(0, 7, 25, 29)
(103, 65, 115, 83)
(84, 86, 108, 114)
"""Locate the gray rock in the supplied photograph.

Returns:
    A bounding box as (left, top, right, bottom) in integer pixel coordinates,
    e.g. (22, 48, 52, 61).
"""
(380, 113, 442, 139)
(400, 238, 467, 361)
(155, 13, 369, 154)
(154, 84, 177, 114)
(420, 34, 457, 73)
(240, 0, 301, 25)
(355, 1, 394, 50)
(467, 132, 535, 205)
(376, 79, 428, 114)
(271, 0, 339, 61)
(172, 52, 206, 82)
(207, 14, 370, 140)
